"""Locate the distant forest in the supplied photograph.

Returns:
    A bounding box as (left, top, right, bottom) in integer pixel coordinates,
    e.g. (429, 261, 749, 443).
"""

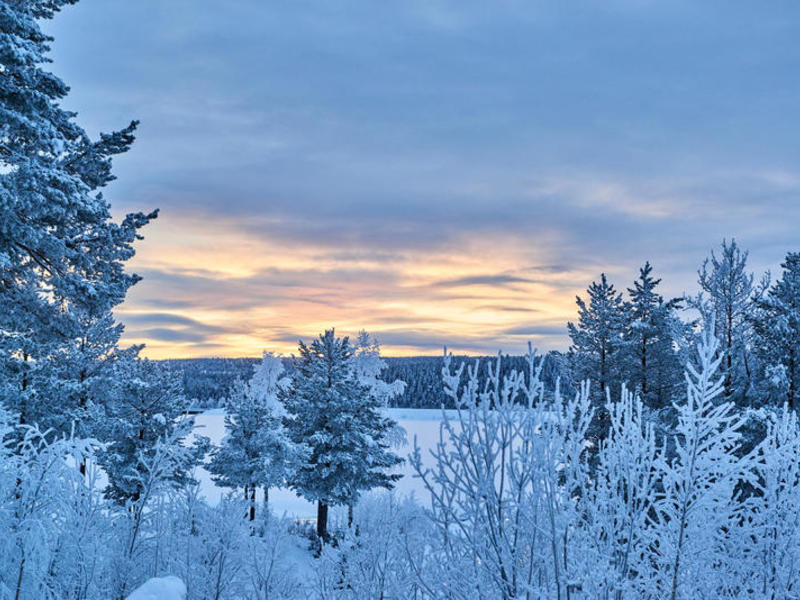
(162, 352, 567, 409)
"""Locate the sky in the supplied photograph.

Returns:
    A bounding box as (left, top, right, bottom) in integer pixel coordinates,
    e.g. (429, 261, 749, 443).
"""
(44, 0, 800, 359)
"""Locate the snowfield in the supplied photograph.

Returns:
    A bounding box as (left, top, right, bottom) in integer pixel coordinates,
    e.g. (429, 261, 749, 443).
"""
(192, 408, 456, 518)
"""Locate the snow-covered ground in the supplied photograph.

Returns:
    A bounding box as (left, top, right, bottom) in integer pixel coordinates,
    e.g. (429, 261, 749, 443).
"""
(192, 408, 455, 518)
(126, 576, 186, 600)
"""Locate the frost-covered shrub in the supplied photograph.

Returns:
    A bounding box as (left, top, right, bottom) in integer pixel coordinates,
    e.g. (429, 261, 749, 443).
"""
(579, 385, 662, 599)
(0, 414, 110, 600)
(410, 348, 593, 599)
(314, 493, 431, 599)
(139, 488, 308, 600)
(743, 406, 800, 599)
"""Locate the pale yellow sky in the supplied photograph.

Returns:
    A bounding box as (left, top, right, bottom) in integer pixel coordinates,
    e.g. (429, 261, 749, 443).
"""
(117, 211, 602, 359)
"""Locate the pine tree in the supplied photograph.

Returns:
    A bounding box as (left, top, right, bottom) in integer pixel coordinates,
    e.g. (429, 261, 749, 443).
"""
(284, 329, 402, 542)
(350, 331, 406, 408)
(691, 239, 756, 403)
(99, 358, 207, 506)
(0, 0, 156, 432)
(567, 274, 627, 440)
(750, 252, 800, 409)
(208, 352, 297, 521)
(623, 262, 684, 410)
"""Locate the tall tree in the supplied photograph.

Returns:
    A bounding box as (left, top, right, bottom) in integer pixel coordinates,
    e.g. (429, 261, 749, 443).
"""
(750, 252, 800, 409)
(0, 0, 155, 432)
(691, 239, 756, 403)
(623, 262, 684, 410)
(568, 273, 627, 400)
(208, 352, 298, 521)
(284, 329, 402, 542)
(567, 273, 627, 444)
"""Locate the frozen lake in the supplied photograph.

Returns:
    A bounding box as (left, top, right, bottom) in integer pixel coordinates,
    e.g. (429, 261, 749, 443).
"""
(192, 407, 456, 519)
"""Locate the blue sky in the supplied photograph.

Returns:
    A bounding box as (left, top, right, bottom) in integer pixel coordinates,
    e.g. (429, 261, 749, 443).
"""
(45, 0, 800, 357)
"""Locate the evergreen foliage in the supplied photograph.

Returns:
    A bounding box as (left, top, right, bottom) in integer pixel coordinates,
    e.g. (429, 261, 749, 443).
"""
(751, 252, 800, 409)
(0, 0, 155, 434)
(284, 329, 402, 541)
(690, 239, 757, 403)
(208, 352, 297, 520)
(99, 358, 207, 506)
(623, 262, 685, 410)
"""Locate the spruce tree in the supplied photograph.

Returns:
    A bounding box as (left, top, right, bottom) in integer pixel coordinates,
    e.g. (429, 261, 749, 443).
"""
(284, 329, 402, 542)
(750, 252, 800, 409)
(0, 0, 156, 432)
(567, 273, 627, 443)
(623, 262, 684, 410)
(567, 273, 627, 400)
(208, 352, 297, 521)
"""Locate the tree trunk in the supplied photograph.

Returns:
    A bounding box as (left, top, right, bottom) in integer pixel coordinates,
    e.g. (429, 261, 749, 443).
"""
(348, 503, 354, 528)
(249, 486, 256, 522)
(641, 336, 648, 397)
(317, 501, 329, 542)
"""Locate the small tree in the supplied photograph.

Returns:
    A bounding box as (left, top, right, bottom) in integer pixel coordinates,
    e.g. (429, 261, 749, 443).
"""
(411, 347, 593, 599)
(747, 406, 800, 598)
(208, 352, 297, 521)
(284, 329, 402, 542)
(99, 358, 207, 506)
(581, 385, 662, 598)
(350, 331, 406, 407)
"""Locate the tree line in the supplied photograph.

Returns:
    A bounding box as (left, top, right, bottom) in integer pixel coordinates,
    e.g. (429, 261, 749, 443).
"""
(567, 242, 800, 449)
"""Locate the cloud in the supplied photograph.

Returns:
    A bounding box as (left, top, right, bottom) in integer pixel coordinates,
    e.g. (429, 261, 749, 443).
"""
(44, 0, 800, 357)
(122, 312, 223, 330)
(433, 274, 536, 288)
(120, 312, 233, 346)
(137, 328, 211, 343)
(502, 324, 567, 337)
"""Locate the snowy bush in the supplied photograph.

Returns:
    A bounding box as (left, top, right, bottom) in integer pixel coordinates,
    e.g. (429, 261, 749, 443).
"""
(314, 493, 431, 599)
(410, 347, 593, 599)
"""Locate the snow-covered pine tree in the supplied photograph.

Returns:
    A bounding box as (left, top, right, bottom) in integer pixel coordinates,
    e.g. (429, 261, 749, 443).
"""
(623, 262, 684, 411)
(350, 330, 406, 408)
(568, 274, 627, 399)
(0, 0, 155, 432)
(567, 273, 627, 441)
(284, 329, 402, 542)
(750, 252, 800, 409)
(690, 239, 756, 403)
(208, 352, 297, 521)
(99, 358, 207, 506)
